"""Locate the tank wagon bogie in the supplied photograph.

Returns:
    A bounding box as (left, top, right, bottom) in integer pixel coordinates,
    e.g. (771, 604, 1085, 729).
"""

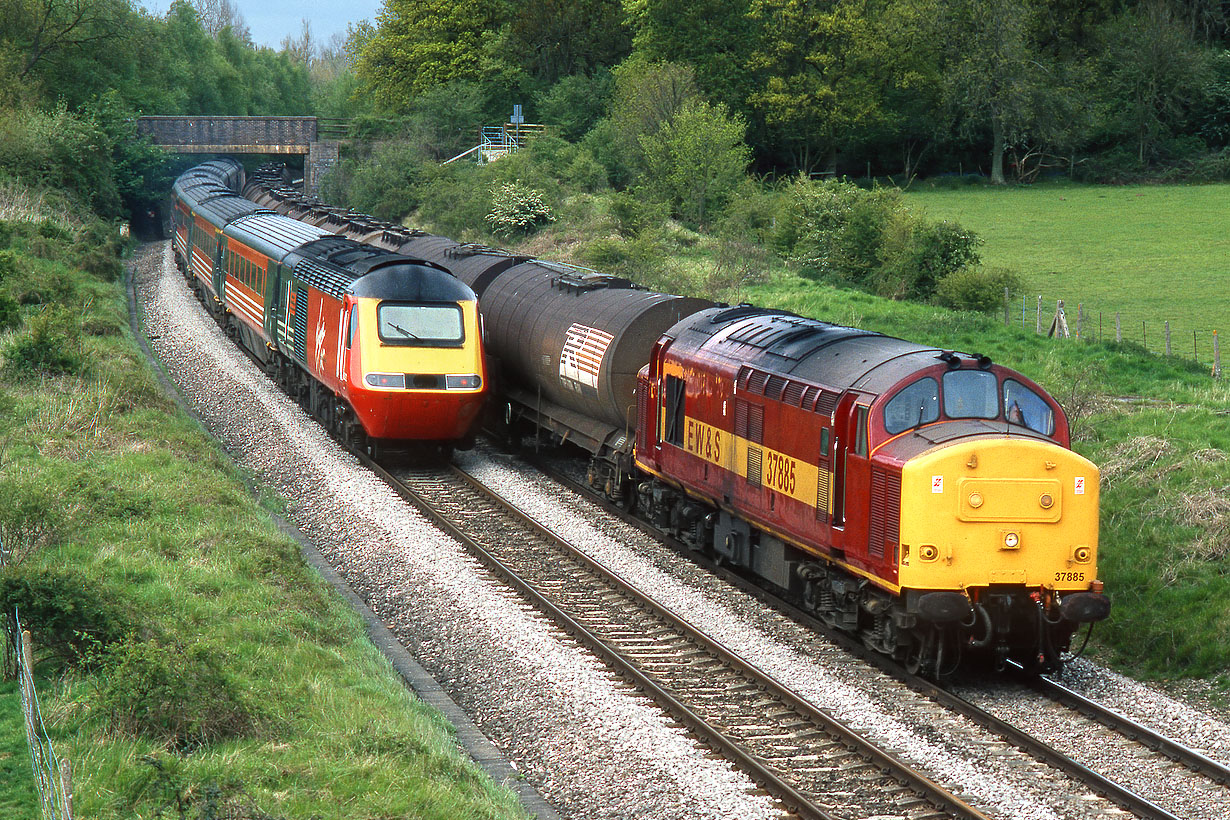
(169, 159, 486, 455)
(239, 165, 1109, 676)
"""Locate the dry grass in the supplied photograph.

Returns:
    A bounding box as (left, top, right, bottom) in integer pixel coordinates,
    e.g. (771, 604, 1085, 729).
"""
(25, 377, 114, 461)
(1099, 435, 1176, 484)
(0, 178, 77, 231)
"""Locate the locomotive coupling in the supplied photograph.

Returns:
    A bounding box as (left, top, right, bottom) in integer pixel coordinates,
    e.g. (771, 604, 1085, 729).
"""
(1058, 591, 1111, 623)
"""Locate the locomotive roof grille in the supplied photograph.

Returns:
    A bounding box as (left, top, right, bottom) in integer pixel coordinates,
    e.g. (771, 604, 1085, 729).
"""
(293, 258, 358, 299)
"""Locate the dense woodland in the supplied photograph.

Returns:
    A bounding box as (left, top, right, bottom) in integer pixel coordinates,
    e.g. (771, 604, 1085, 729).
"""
(3, 0, 1230, 218)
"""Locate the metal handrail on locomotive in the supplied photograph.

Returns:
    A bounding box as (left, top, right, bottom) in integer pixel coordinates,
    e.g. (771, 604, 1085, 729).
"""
(239, 165, 1110, 677)
(170, 159, 486, 454)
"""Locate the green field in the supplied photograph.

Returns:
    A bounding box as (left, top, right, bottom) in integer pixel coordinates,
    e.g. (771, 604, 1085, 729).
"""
(906, 182, 1230, 358)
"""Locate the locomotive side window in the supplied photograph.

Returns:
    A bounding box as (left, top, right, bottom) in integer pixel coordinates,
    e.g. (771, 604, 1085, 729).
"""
(1003, 379, 1055, 435)
(664, 375, 686, 446)
(377, 303, 464, 346)
(855, 406, 869, 457)
(942, 370, 998, 419)
(883, 377, 939, 434)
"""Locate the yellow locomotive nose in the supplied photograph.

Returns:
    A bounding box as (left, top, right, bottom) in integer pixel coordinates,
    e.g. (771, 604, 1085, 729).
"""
(898, 438, 1100, 595)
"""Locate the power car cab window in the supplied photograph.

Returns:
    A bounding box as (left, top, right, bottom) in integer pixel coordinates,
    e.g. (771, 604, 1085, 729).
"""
(1003, 378, 1055, 435)
(942, 369, 998, 419)
(377, 303, 464, 346)
(883, 377, 939, 434)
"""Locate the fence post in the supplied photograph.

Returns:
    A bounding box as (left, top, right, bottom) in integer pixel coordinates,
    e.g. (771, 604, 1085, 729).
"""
(1036, 296, 1042, 334)
(1116, 312, 1122, 343)
(1194, 330, 1198, 363)
(1003, 287, 1010, 325)
(1143, 321, 1147, 351)
(1077, 304, 1084, 339)
(1215, 331, 1222, 378)
(60, 759, 72, 820)
(1165, 321, 1171, 356)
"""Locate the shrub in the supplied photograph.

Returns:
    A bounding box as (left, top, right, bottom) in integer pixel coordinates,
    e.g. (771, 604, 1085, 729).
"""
(775, 177, 981, 299)
(485, 182, 555, 238)
(1, 303, 83, 375)
(934, 266, 1024, 313)
(0, 292, 17, 331)
(579, 233, 667, 282)
(93, 637, 256, 750)
(0, 567, 133, 667)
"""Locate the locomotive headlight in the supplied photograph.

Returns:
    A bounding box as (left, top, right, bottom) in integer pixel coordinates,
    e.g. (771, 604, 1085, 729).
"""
(1003, 531, 1020, 549)
(968, 492, 984, 509)
(1039, 493, 1054, 509)
(365, 372, 406, 389)
(445, 374, 482, 390)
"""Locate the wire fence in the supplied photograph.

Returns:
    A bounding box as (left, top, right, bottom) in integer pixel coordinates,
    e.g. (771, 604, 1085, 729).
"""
(8, 609, 74, 820)
(1004, 291, 1223, 378)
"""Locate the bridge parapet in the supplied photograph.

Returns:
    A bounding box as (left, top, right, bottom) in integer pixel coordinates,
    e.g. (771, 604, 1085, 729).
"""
(137, 115, 319, 154)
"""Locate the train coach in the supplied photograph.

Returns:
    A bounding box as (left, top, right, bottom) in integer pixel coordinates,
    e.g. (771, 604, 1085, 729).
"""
(170, 159, 487, 455)
(242, 166, 1110, 675)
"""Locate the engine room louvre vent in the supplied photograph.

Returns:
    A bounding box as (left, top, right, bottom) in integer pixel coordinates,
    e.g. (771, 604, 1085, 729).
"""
(765, 375, 787, 400)
(816, 469, 830, 521)
(734, 399, 749, 438)
(816, 390, 839, 417)
(293, 284, 308, 361)
(748, 405, 764, 444)
(783, 381, 807, 406)
(869, 469, 902, 560)
(747, 447, 763, 487)
(748, 370, 769, 395)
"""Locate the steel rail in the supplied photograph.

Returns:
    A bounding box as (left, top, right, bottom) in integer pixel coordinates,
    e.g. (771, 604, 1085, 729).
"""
(366, 453, 991, 820)
(531, 456, 1188, 820)
(1019, 663, 1230, 786)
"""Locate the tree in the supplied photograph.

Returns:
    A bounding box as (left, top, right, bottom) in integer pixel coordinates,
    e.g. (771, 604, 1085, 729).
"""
(938, 0, 1055, 183)
(610, 57, 699, 152)
(747, 0, 894, 174)
(639, 99, 751, 227)
(1096, 1, 1212, 164)
(0, 0, 128, 82)
(500, 0, 629, 85)
(355, 0, 508, 107)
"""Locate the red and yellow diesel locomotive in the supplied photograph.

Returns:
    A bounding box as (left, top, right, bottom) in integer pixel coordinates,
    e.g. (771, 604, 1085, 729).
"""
(242, 166, 1109, 674)
(171, 159, 486, 454)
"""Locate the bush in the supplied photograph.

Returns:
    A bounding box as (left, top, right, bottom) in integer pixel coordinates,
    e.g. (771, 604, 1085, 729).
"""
(1, 303, 83, 375)
(775, 177, 981, 299)
(933, 266, 1024, 312)
(93, 637, 256, 750)
(578, 233, 667, 282)
(485, 182, 555, 238)
(0, 567, 133, 667)
(0, 292, 17, 331)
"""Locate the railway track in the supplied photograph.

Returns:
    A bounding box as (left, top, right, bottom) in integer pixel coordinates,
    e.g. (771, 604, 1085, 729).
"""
(365, 455, 991, 820)
(531, 453, 1230, 820)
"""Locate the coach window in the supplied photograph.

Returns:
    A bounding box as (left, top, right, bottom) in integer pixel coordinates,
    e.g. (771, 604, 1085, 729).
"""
(883, 377, 939, 434)
(942, 369, 998, 420)
(855, 406, 869, 456)
(664, 375, 686, 446)
(1003, 379, 1055, 435)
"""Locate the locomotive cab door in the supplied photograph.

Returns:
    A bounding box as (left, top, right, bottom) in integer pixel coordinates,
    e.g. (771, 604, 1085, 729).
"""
(833, 393, 874, 556)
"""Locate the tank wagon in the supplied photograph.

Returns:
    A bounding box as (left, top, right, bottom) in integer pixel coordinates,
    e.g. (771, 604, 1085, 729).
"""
(242, 165, 1109, 674)
(170, 159, 487, 454)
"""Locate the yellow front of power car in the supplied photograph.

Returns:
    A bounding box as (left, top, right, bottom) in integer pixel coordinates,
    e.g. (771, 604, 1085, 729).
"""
(898, 437, 1101, 595)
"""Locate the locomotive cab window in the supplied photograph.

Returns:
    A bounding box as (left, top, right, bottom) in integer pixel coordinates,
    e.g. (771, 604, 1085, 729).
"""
(883, 377, 939, 434)
(1003, 379, 1055, 435)
(377, 303, 464, 346)
(942, 370, 998, 419)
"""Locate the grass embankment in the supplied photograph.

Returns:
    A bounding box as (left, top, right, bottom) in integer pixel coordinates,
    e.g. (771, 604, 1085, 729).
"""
(0, 216, 528, 817)
(513, 182, 1230, 684)
(905, 181, 1230, 353)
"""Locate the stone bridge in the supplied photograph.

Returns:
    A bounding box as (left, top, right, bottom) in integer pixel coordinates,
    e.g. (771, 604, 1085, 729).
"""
(136, 116, 349, 194)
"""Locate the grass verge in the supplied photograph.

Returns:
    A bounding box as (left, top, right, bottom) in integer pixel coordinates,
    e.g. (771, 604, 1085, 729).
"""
(0, 219, 529, 818)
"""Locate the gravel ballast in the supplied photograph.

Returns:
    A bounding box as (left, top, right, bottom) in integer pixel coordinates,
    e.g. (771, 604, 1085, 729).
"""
(134, 240, 1230, 820)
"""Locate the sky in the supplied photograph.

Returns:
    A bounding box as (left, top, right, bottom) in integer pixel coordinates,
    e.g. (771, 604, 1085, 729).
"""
(142, 1, 384, 50)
